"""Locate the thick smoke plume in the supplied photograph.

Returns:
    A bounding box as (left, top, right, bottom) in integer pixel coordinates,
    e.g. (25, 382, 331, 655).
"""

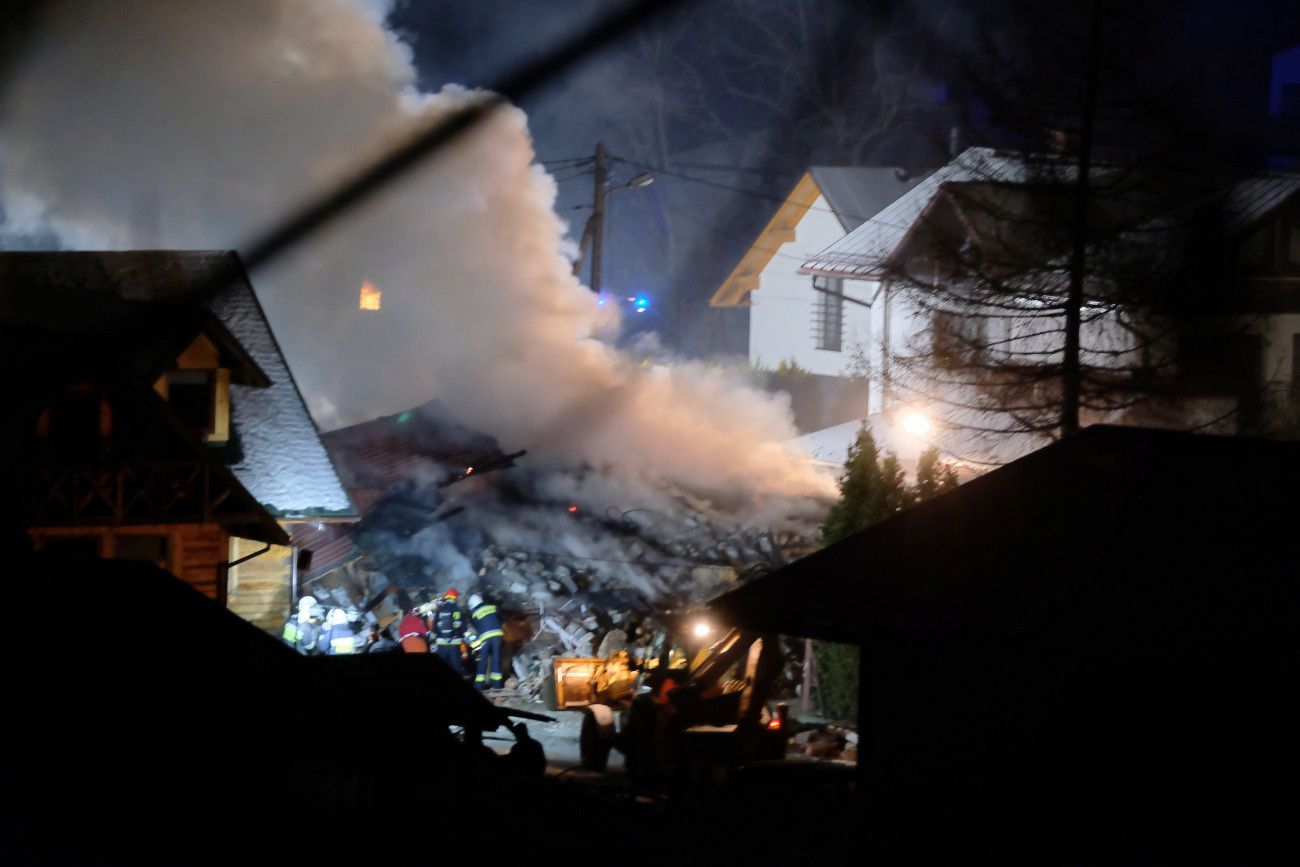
(0, 0, 831, 500)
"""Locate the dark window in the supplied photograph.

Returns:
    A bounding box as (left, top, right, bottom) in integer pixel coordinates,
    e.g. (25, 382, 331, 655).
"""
(1179, 332, 1261, 395)
(812, 275, 844, 352)
(932, 310, 988, 364)
(114, 534, 169, 569)
(42, 536, 101, 562)
(1238, 225, 1271, 273)
(1286, 219, 1300, 270)
(167, 370, 214, 431)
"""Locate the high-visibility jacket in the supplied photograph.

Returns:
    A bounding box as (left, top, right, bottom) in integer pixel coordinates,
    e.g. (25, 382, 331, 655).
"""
(433, 601, 465, 646)
(469, 603, 503, 643)
(323, 622, 356, 655)
(283, 618, 322, 655)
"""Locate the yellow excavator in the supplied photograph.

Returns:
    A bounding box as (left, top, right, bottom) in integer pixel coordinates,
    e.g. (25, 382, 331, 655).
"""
(543, 614, 789, 785)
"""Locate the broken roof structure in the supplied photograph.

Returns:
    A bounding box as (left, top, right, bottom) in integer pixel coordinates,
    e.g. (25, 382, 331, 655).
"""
(0, 251, 354, 519)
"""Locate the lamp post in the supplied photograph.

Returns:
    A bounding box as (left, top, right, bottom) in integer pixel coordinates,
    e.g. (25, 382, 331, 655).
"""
(572, 141, 653, 293)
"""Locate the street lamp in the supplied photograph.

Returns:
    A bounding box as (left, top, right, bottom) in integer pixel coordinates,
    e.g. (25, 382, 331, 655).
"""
(902, 411, 931, 437)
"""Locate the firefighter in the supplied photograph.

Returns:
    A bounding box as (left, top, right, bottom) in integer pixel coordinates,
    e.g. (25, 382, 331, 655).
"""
(398, 606, 431, 653)
(323, 607, 357, 655)
(467, 593, 504, 691)
(282, 597, 324, 655)
(432, 588, 468, 673)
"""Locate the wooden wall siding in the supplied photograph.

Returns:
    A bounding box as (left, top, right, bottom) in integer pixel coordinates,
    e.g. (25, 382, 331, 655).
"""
(29, 522, 229, 600)
(227, 535, 293, 637)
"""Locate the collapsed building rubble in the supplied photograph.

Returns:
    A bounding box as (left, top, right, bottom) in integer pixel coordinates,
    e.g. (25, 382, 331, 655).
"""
(316, 400, 826, 700)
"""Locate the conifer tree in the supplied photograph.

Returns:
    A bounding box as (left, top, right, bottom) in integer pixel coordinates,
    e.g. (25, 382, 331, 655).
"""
(814, 424, 960, 718)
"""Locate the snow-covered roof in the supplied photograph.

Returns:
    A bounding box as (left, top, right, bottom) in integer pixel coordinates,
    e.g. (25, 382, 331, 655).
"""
(803, 148, 1067, 278)
(806, 148, 1300, 281)
(807, 167, 929, 233)
(0, 251, 354, 519)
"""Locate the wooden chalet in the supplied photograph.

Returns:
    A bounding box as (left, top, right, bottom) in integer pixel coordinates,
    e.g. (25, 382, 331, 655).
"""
(0, 251, 355, 633)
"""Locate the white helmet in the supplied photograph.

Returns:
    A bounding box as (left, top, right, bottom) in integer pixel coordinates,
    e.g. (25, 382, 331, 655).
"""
(298, 596, 316, 611)
(330, 608, 347, 625)
(468, 594, 482, 609)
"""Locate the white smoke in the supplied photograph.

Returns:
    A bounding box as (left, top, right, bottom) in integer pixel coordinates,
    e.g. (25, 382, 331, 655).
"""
(0, 0, 832, 500)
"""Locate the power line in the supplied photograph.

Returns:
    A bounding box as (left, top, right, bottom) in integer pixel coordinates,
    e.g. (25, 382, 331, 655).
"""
(655, 200, 812, 264)
(610, 154, 917, 235)
(538, 156, 593, 168)
(550, 166, 595, 184)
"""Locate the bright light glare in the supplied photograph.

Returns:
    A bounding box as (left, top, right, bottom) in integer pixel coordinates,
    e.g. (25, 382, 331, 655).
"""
(636, 297, 648, 306)
(902, 412, 930, 436)
(636, 307, 646, 313)
(693, 621, 710, 638)
(597, 299, 606, 306)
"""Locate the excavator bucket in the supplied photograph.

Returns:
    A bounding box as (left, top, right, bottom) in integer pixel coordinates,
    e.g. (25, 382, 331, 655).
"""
(551, 657, 607, 709)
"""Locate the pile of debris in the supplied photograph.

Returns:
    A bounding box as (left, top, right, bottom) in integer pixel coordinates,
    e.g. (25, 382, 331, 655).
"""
(790, 724, 859, 763)
(316, 400, 826, 697)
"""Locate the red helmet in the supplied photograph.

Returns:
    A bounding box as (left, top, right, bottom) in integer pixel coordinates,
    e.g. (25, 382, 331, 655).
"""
(443, 588, 459, 600)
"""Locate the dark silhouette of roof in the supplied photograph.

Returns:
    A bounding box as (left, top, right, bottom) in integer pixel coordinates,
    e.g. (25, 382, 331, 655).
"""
(0, 251, 354, 518)
(710, 424, 1300, 645)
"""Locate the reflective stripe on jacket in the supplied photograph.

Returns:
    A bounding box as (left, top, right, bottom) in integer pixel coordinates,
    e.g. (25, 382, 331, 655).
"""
(434, 603, 465, 644)
(470, 604, 503, 642)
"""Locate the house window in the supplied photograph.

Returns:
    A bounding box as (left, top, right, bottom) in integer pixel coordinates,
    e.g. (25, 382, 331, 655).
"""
(166, 370, 215, 432)
(1178, 332, 1261, 395)
(113, 534, 170, 570)
(932, 310, 988, 365)
(813, 275, 844, 352)
(156, 365, 231, 444)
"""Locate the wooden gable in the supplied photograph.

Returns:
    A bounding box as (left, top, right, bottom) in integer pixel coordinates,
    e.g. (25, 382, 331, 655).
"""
(711, 173, 823, 308)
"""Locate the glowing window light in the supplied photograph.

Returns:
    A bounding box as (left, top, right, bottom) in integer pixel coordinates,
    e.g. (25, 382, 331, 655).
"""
(359, 281, 381, 310)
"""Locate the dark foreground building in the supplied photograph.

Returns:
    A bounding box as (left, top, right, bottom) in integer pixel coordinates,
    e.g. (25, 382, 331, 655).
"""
(711, 425, 1300, 861)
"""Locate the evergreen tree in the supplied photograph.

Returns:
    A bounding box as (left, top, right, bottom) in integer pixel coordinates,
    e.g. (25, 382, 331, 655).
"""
(814, 426, 960, 719)
(820, 425, 954, 545)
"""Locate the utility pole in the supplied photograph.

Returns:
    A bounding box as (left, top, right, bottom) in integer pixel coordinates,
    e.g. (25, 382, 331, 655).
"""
(570, 142, 651, 293)
(570, 142, 609, 293)
(590, 141, 609, 294)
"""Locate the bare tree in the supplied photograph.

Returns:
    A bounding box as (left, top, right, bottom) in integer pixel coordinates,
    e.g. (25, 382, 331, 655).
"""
(878, 0, 1231, 448)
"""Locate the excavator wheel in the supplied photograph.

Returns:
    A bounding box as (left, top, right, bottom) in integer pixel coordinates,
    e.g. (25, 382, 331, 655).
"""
(579, 704, 616, 772)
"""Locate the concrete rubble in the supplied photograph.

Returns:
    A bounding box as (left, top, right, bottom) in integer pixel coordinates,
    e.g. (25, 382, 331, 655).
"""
(320, 401, 827, 701)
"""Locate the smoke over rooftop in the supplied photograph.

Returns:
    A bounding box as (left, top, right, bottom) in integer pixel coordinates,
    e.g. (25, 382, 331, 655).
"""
(0, 0, 832, 501)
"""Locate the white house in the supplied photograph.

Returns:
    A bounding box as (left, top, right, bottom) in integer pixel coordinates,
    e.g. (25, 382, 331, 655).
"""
(801, 147, 1300, 467)
(710, 167, 927, 440)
